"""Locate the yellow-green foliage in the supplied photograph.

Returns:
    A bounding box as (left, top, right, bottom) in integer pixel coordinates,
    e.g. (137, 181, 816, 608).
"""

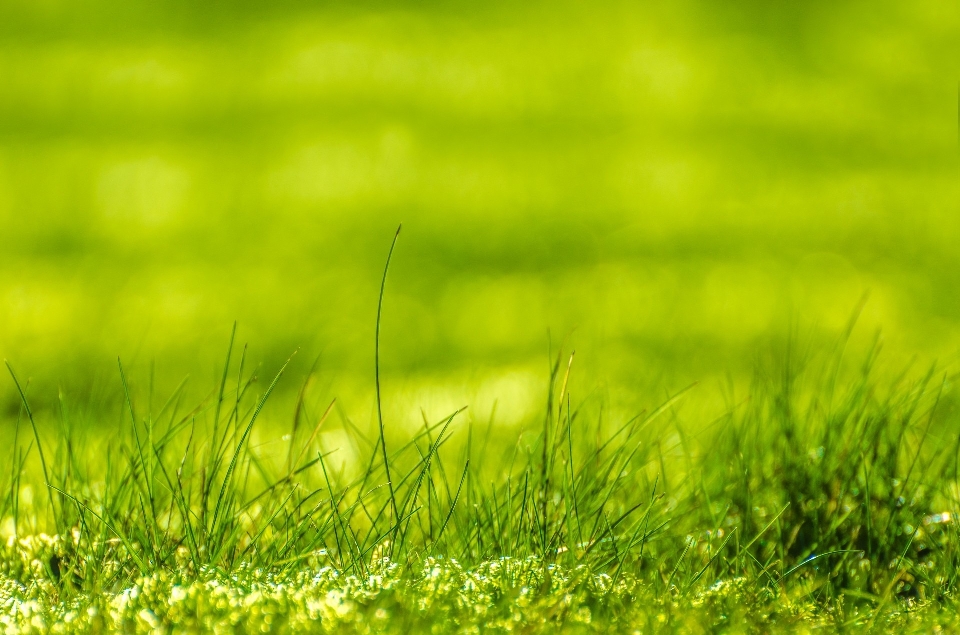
(0, 0, 957, 416)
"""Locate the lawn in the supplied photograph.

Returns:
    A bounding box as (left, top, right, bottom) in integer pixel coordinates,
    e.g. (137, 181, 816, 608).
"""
(1, 0, 959, 631)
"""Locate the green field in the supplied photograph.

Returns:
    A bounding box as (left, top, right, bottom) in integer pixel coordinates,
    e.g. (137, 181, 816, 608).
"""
(1, 0, 960, 631)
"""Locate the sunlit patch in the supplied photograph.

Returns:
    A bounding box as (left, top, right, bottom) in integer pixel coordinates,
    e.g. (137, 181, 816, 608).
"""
(0, 552, 655, 632)
(923, 512, 951, 526)
(389, 366, 543, 433)
(97, 157, 189, 227)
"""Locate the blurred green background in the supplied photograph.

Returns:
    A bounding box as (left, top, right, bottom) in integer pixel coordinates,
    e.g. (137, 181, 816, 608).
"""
(0, 0, 958, 427)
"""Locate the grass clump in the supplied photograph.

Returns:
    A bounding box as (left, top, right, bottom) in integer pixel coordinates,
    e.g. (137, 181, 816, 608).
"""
(2, 319, 960, 631)
(707, 341, 959, 607)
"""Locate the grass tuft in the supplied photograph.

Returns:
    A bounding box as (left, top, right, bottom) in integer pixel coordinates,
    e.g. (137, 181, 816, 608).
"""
(2, 248, 960, 631)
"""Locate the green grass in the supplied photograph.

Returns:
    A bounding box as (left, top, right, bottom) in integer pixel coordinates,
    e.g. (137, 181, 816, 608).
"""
(2, 0, 960, 631)
(3, 302, 960, 631)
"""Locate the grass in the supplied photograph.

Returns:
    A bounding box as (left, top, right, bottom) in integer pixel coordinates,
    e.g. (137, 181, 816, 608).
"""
(1, 0, 959, 631)
(3, 296, 960, 631)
